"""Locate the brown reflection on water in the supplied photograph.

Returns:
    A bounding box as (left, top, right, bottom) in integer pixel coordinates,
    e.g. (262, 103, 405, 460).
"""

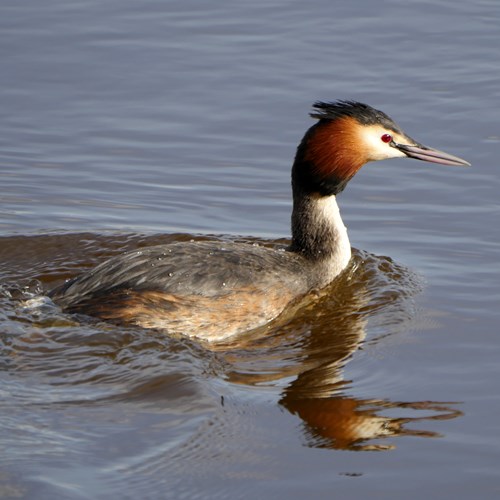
(282, 396, 461, 451)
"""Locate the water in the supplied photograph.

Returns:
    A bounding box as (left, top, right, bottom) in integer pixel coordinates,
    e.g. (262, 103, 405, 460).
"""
(1, 0, 499, 498)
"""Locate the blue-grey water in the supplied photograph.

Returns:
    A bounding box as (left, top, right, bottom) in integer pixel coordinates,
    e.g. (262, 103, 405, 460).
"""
(1, 1, 499, 498)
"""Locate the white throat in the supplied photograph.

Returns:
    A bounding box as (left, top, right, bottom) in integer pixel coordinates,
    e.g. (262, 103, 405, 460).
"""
(316, 195, 352, 279)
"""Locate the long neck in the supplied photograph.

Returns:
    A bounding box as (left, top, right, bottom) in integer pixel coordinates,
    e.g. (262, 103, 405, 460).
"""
(290, 186, 351, 281)
(288, 118, 363, 282)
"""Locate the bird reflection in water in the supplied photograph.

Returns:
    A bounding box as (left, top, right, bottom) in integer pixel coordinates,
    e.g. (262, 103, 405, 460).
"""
(219, 249, 462, 451)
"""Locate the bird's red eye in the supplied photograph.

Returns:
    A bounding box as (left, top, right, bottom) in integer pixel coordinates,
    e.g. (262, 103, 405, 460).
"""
(381, 133, 392, 143)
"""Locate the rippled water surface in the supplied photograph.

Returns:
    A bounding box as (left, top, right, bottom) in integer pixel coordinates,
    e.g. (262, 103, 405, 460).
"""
(1, 1, 500, 498)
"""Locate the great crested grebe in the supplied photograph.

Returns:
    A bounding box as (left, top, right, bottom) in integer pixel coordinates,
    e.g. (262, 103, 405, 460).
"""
(49, 100, 470, 342)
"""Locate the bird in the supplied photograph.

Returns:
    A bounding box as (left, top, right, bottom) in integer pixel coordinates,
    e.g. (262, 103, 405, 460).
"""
(48, 100, 470, 342)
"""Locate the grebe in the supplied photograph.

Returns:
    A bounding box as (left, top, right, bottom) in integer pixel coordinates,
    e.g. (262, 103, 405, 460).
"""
(49, 101, 470, 342)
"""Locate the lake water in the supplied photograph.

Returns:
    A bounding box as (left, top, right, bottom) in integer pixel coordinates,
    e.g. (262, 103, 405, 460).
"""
(1, 0, 500, 498)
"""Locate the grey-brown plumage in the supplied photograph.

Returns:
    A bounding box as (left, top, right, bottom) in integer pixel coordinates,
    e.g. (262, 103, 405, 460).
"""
(49, 241, 321, 341)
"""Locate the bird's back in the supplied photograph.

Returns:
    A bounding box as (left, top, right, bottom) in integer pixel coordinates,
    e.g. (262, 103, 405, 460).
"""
(49, 240, 313, 341)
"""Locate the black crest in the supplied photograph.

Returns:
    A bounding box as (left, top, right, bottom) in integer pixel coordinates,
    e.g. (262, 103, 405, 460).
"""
(310, 100, 402, 133)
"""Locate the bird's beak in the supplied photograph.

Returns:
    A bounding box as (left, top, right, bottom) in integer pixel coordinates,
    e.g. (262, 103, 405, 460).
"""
(394, 141, 471, 167)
